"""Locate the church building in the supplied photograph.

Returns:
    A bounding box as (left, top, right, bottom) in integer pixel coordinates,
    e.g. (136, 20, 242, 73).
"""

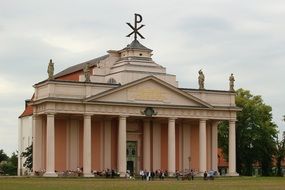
(18, 14, 239, 177)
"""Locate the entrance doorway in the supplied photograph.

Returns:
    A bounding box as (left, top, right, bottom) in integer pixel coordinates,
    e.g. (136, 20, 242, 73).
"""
(127, 141, 137, 175)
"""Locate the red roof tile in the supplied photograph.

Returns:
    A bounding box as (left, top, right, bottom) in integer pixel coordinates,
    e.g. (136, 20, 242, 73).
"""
(19, 105, 33, 118)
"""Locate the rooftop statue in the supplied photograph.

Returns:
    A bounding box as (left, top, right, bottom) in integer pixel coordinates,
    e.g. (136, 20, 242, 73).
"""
(229, 73, 235, 91)
(84, 63, 91, 82)
(198, 69, 205, 90)
(47, 59, 54, 80)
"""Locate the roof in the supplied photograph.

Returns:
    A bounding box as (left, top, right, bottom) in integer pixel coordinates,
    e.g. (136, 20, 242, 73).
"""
(19, 105, 33, 118)
(54, 55, 109, 78)
(121, 40, 152, 52)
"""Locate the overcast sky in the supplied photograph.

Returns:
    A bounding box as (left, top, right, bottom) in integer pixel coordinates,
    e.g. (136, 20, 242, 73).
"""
(1, 0, 285, 155)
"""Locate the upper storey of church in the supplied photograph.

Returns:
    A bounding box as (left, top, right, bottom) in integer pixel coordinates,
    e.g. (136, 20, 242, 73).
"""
(79, 39, 178, 86)
(19, 14, 239, 119)
(54, 13, 177, 87)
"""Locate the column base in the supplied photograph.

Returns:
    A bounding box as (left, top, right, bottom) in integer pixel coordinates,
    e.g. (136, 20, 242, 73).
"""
(43, 172, 58, 177)
(168, 172, 175, 177)
(226, 172, 239, 176)
(83, 173, 94, 177)
(197, 172, 205, 177)
(119, 172, 126, 177)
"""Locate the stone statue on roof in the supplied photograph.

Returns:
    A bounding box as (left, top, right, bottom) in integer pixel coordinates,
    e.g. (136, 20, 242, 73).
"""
(229, 73, 235, 91)
(198, 69, 205, 90)
(47, 59, 54, 80)
(84, 63, 91, 82)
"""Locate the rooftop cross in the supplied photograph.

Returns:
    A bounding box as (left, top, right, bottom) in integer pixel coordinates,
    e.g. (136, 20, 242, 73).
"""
(126, 13, 145, 40)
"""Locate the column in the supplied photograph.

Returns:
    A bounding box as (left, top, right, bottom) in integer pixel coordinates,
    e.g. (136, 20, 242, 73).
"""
(227, 120, 239, 176)
(152, 121, 161, 171)
(69, 120, 79, 170)
(43, 113, 57, 177)
(118, 115, 127, 177)
(182, 122, 191, 170)
(199, 119, 207, 174)
(143, 119, 151, 171)
(211, 121, 218, 172)
(83, 114, 93, 177)
(178, 124, 183, 171)
(33, 115, 43, 174)
(168, 118, 176, 176)
(100, 121, 104, 171)
(104, 119, 112, 169)
(18, 118, 22, 176)
(32, 116, 36, 174)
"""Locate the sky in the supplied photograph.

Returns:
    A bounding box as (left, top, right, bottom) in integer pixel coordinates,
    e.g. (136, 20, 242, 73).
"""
(0, 0, 285, 156)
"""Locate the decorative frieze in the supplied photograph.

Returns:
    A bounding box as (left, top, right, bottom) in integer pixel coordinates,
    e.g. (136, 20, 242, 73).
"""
(34, 101, 236, 121)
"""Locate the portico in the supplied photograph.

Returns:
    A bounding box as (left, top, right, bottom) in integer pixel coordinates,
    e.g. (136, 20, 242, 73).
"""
(31, 75, 239, 177)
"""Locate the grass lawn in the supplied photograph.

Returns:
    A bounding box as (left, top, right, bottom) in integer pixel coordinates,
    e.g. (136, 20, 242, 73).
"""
(0, 177, 284, 190)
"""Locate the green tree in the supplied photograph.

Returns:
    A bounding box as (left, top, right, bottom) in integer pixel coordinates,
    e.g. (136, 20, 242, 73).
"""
(275, 132, 285, 176)
(9, 152, 18, 168)
(0, 151, 18, 175)
(218, 88, 278, 176)
(0, 149, 8, 163)
(21, 144, 33, 171)
(0, 162, 17, 175)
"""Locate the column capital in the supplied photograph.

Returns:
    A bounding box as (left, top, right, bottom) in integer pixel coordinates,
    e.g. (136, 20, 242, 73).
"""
(212, 120, 220, 127)
(119, 115, 128, 119)
(168, 117, 176, 121)
(84, 113, 93, 117)
(46, 112, 56, 116)
(199, 119, 207, 124)
(229, 120, 236, 125)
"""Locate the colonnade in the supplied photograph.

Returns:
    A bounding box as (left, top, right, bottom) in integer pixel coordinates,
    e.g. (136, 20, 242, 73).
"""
(33, 114, 237, 177)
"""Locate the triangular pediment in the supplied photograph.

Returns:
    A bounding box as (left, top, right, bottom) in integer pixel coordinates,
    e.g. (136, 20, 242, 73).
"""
(86, 76, 213, 108)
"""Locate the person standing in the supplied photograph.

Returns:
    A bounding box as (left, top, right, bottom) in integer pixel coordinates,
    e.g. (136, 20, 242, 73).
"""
(203, 171, 208, 180)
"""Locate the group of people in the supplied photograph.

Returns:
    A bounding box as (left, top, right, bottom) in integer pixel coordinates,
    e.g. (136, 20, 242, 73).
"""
(203, 170, 218, 180)
(175, 169, 195, 180)
(92, 168, 117, 178)
(139, 169, 168, 180)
